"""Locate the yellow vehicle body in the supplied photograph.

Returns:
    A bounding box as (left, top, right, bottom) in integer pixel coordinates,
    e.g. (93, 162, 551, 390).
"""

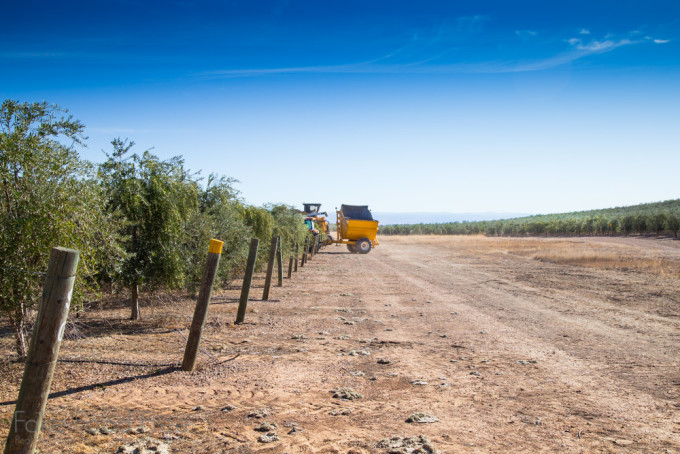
(334, 205, 379, 253)
(337, 215, 379, 245)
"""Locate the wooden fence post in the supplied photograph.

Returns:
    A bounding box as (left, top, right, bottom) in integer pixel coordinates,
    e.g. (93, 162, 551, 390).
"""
(301, 237, 309, 267)
(276, 237, 283, 287)
(262, 235, 279, 300)
(287, 256, 293, 279)
(181, 239, 223, 372)
(4, 247, 79, 454)
(235, 238, 259, 325)
(294, 243, 299, 272)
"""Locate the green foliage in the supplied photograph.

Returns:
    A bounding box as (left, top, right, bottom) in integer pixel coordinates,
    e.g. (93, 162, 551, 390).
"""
(0, 100, 121, 356)
(238, 205, 275, 270)
(1, 98, 330, 337)
(184, 174, 251, 292)
(380, 199, 680, 238)
(99, 138, 198, 296)
(267, 204, 308, 257)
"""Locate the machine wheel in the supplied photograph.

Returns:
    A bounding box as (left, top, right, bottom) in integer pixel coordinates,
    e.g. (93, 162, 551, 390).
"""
(347, 244, 359, 253)
(356, 237, 372, 254)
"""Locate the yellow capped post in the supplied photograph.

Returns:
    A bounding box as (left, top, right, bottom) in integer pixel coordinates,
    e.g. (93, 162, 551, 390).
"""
(208, 239, 224, 254)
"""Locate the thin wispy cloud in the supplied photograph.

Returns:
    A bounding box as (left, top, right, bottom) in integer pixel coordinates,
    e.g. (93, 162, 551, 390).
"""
(0, 51, 74, 59)
(195, 29, 665, 78)
(653, 38, 671, 44)
(579, 29, 591, 35)
(515, 30, 537, 38)
(574, 38, 632, 53)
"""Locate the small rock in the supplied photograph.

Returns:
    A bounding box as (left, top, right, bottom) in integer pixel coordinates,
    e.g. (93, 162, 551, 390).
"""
(329, 408, 352, 416)
(411, 379, 428, 386)
(334, 334, 351, 340)
(128, 426, 150, 434)
(376, 435, 441, 453)
(348, 349, 370, 356)
(377, 358, 392, 365)
(116, 438, 169, 454)
(450, 311, 459, 315)
(318, 331, 330, 335)
(469, 371, 481, 376)
(254, 422, 277, 432)
(450, 359, 458, 363)
(516, 360, 538, 365)
(406, 412, 440, 424)
(192, 405, 204, 411)
(344, 321, 356, 325)
(385, 328, 393, 331)
(291, 334, 307, 340)
(288, 426, 303, 435)
(85, 428, 100, 436)
(331, 387, 363, 400)
(258, 432, 279, 443)
(248, 408, 270, 419)
(340, 293, 353, 297)
(350, 371, 365, 377)
(480, 330, 488, 334)
(614, 439, 634, 446)
(426, 300, 434, 304)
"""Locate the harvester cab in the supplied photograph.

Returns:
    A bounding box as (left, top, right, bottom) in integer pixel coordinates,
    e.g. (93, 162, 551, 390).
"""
(303, 203, 322, 215)
(302, 202, 332, 247)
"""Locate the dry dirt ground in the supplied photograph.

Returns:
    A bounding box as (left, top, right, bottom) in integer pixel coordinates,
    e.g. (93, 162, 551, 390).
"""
(1, 235, 679, 453)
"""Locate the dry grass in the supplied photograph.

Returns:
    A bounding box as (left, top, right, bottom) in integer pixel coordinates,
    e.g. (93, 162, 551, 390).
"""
(386, 235, 680, 279)
(526, 248, 680, 278)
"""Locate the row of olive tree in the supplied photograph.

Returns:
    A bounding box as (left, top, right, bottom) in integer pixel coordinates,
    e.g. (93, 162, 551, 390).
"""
(1, 100, 308, 357)
(380, 203, 680, 238)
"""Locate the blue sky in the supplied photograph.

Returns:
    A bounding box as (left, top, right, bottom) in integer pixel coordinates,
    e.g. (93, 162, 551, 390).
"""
(2, 0, 679, 215)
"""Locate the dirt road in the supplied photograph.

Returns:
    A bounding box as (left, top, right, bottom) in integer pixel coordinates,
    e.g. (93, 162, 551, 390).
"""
(1, 235, 679, 453)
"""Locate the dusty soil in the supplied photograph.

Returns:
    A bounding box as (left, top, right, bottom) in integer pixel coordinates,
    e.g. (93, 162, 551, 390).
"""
(1, 235, 679, 453)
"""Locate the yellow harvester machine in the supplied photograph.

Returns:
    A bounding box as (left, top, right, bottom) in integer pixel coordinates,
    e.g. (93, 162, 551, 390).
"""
(303, 203, 379, 254)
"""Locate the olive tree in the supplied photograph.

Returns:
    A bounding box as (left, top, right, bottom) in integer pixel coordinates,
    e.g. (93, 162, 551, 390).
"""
(184, 174, 252, 294)
(99, 139, 198, 319)
(0, 100, 119, 358)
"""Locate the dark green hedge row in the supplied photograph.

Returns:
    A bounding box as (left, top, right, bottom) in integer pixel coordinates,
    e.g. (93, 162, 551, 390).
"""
(379, 199, 680, 237)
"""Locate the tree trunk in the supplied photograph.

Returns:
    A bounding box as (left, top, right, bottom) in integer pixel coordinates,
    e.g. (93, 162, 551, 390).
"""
(8, 305, 28, 359)
(130, 283, 140, 320)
